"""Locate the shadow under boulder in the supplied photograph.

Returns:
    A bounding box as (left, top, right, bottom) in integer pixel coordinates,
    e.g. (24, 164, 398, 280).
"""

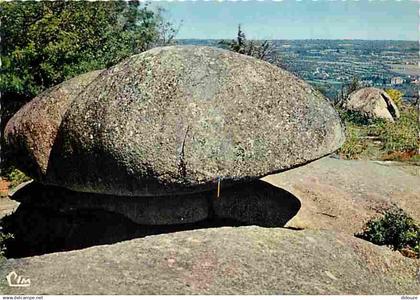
(1, 205, 245, 258)
(2, 180, 301, 258)
(213, 180, 301, 227)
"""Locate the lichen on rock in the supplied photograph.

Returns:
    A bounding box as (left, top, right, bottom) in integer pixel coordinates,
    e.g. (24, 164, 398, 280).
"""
(34, 46, 345, 196)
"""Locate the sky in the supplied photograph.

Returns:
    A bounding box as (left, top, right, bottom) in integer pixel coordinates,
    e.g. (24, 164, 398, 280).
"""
(147, 0, 418, 40)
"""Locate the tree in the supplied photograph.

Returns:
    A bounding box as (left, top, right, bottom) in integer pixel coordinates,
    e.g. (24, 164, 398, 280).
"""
(218, 25, 276, 62)
(0, 1, 178, 172)
(385, 89, 404, 109)
(0, 1, 176, 102)
(151, 7, 181, 48)
(346, 77, 361, 96)
(335, 76, 362, 106)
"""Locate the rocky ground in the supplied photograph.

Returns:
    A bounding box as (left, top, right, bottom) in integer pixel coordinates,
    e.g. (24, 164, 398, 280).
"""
(1, 227, 419, 295)
(0, 197, 17, 219)
(264, 157, 420, 234)
(0, 157, 419, 294)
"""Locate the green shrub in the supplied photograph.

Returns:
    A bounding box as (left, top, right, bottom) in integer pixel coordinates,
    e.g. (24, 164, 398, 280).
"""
(339, 123, 369, 159)
(385, 89, 404, 110)
(356, 207, 419, 257)
(371, 108, 419, 153)
(0, 231, 13, 261)
(337, 108, 371, 126)
(218, 25, 275, 62)
(2, 167, 30, 189)
(337, 105, 419, 161)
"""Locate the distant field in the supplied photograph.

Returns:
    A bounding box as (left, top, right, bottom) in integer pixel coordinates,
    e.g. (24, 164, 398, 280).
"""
(388, 64, 419, 76)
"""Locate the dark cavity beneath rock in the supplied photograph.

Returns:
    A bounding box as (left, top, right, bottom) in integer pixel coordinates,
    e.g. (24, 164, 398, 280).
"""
(10, 180, 301, 227)
(3, 180, 301, 258)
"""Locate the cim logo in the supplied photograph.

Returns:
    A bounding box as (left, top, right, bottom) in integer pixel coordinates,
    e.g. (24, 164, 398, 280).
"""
(6, 271, 31, 287)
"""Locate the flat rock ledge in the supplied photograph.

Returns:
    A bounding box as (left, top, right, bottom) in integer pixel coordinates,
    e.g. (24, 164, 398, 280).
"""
(1, 226, 418, 295)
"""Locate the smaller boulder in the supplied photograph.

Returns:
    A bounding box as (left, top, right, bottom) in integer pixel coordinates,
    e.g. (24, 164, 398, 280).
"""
(344, 87, 400, 122)
(4, 70, 103, 180)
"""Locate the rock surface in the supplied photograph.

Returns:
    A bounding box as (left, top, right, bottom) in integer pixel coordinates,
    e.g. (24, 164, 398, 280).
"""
(0, 196, 18, 219)
(4, 70, 103, 179)
(2, 158, 418, 234)
(3, 158, 418, 232)
(1, 227, 418, 295)
(43, 45, 344, 196)
(1, 159, 419, 294)
(264, 157, 420, 234)
(343, 87, 400, 122)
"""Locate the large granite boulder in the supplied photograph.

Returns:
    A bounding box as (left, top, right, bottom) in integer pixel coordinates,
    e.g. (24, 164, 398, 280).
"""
(4, 70, 103, 179)
(41, 46, 344, 196)
(343, 87, 400, 122)
(5, 46, 344, 196)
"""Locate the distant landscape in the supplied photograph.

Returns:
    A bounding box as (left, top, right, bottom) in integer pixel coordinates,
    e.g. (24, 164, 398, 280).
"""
(1, 1, 419, 295)
(178, 39, 419, 102)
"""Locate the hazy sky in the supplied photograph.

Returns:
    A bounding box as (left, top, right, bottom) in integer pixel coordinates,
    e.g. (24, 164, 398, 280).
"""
(148, 0, 418, 40)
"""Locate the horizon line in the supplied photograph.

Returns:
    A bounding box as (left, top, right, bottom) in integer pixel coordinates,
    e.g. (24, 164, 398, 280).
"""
(175, 38, 418, 42)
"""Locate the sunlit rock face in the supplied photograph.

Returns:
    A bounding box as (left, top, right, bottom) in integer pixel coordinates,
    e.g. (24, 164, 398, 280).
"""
(344, 87, 400, 122)
(28, 45, 343, 196)
(4, 70, 103, 180)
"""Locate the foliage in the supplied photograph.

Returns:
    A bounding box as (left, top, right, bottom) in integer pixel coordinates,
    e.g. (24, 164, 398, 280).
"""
(371, 107, 419, 153)
(218, 25, 276, 62)
(149, 7, 181, 48)
(0, 1, 178, 171)
(338, 123, 369, 159)
(380, 151, 419, 162)
(356, 207, 419, 258)
(335, 77, 363, 105)
(346, 77, 362, 96)
(337, 98, 419, 160)
(0, 1, 176, 101)
(336, 107, 375, 159)
(2, 168, 31, 189)
(338, 108, 370, 126)
(0, 231, 13, 261)
(385, 89, 404, 110)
